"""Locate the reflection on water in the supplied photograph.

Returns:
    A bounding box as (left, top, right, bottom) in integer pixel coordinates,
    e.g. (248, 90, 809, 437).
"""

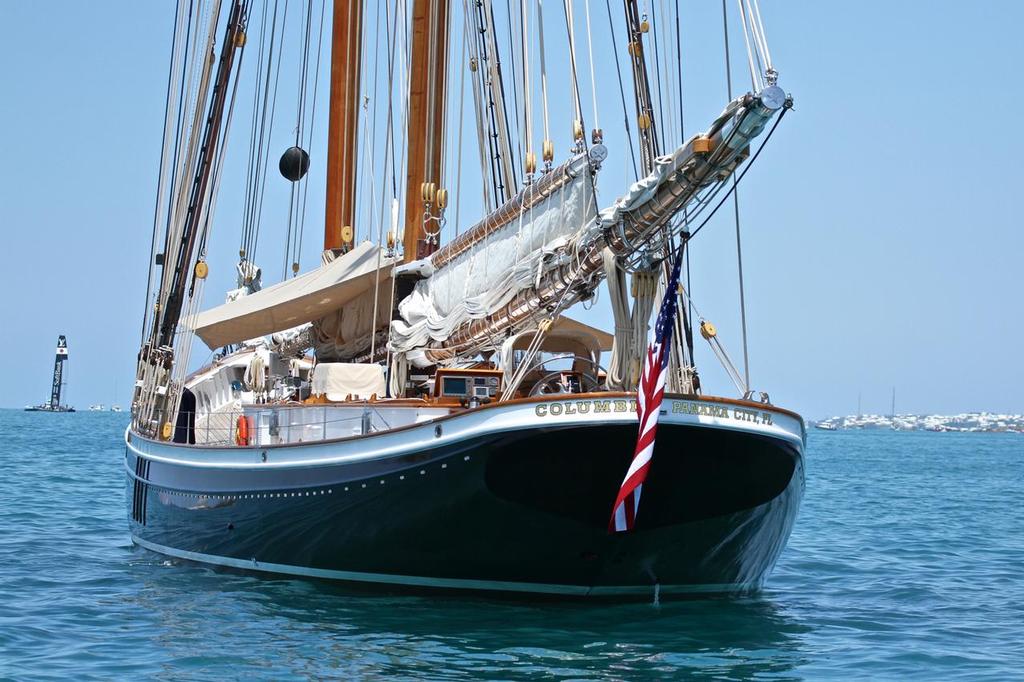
(127, 551, 810, 680)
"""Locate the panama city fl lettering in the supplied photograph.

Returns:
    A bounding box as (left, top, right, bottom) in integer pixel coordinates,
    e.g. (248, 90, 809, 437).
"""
(534, 399, 774, 425)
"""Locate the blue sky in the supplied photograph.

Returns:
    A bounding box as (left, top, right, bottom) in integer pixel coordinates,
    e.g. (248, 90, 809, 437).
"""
(1, 1, 1021, 418)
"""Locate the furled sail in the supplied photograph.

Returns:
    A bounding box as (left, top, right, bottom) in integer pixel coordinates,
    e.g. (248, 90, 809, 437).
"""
(390, 152, 598, 353)
(418, 87, 788, 362)
(312, 277, 394, 361)
(190, 241, 395, 349)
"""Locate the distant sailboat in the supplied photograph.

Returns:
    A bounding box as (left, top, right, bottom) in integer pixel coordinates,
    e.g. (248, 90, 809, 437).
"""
(890, 386, 898, 429)
(25, 335, 75, 413)
(890, 387, 914, 430)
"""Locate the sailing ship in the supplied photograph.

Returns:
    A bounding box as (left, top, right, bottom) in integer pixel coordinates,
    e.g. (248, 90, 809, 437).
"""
(126, 0, 804, 599)
(26, 335, 75, 413)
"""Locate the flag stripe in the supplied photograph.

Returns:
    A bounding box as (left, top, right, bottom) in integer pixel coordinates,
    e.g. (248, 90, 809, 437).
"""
(608, 248, 684, 533)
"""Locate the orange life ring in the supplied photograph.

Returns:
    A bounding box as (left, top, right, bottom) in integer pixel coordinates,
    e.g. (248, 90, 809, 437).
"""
(235, 415, 250, 446)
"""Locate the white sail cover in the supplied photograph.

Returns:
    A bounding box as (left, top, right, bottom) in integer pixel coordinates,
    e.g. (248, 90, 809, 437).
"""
(391, 154, 596, 352)
(191, 241, 395, 349)
(311, 362, 386, 400)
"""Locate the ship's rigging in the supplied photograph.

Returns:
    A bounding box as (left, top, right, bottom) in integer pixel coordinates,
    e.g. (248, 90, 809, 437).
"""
(132, 0, 789, 437)
(124, 0, 806, 603)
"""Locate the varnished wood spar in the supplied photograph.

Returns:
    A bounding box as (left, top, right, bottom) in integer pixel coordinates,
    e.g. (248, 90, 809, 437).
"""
(324, 0, 363, 251)
(403, 0, 450, 262)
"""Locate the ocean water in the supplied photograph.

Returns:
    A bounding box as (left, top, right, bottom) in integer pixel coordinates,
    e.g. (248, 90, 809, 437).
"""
(0, 410, 1021, 680)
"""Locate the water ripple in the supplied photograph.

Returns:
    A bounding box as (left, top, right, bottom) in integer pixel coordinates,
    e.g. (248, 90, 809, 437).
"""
(0, 412, 1021, 679)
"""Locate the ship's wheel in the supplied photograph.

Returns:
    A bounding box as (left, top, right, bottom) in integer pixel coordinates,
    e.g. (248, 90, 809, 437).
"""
(522, 354, 605, 396)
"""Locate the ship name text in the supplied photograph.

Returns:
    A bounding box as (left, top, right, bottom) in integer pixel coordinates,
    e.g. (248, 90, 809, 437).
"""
(533, 399, 773, 425)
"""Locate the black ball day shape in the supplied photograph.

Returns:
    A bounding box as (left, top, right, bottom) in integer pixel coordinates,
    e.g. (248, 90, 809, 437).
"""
(278, 146, 310, 182)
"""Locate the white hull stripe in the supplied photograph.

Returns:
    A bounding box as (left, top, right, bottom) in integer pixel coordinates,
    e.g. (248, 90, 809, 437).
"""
(132, 536, 755, 597)
(126, 396, 804, 471)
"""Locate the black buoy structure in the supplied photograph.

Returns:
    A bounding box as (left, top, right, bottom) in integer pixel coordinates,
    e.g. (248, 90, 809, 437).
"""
(25, 335, 75, 412)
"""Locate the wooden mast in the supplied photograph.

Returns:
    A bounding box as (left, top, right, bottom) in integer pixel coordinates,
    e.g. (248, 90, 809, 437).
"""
(402, 0, 450, 262)
(324, 0, 363, 251)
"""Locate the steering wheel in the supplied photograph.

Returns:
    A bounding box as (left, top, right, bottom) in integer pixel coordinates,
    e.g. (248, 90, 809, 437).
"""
(528, 370, 601, 397)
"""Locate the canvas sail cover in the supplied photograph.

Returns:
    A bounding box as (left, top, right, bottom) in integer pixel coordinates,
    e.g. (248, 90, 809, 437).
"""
(390, 154, 597, 353)
(311, 362, 386, 400)
(191, 241, 395, 349)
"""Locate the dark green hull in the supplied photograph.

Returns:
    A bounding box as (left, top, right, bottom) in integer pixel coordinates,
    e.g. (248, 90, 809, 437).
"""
(128, 421, 803, 598)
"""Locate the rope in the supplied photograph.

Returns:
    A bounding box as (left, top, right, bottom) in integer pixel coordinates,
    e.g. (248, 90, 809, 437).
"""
(521, 0, 533, 174)
(500, 319, 552, 400)
(603, 249, 633, 389)
(648, 2, 665, 151)
(239, 0, 268, 260)
(477, 0, 518, 199)
(604, 0, 639, 179)
(621, 0, 659, 173)
(155, 0, 217, 328)
(296, 0, 328, 274)
(378, 0, 402, 247)
(242, 0, 277, 262)
(463, 0, 494, 212)
(141, 0, 187, 347)
(294, 0, 313, 149)
(364, 0, 383, 245)
(282, 0, 314, 278)
(140, 0, 247, 429)
(561, 0, 585, 143)
(195, 19, 248, 276)
(154, 0, 203, 330)
(424, 0, 440, 193)
(537, 0, 552, 169)
(252, 0, 288, 262)
(488, 0, 520, 192)
(674, 0, 684, 140)
(658, 0, 677, 144)
(239, 0, 287, 268)
(356, 0, 380, 245)
(504, 0, 523, 172)
(364, 97, 385, 360)
(722, 0, 750, 389)
(735, 0, 761, 92)
(583, 0, 599, 131)
(382, 0, 406, 377)
(748, 0, 773, 75)
(174, 0, 241, 407)
(454, 23, 468, 235)
(676, 288, 747, 395)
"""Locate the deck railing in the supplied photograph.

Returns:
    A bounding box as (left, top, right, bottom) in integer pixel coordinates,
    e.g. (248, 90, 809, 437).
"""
(176, 405, 399, 446)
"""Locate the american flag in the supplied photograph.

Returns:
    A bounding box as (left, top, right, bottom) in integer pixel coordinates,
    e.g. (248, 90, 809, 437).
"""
(608, 248, 684, 533)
